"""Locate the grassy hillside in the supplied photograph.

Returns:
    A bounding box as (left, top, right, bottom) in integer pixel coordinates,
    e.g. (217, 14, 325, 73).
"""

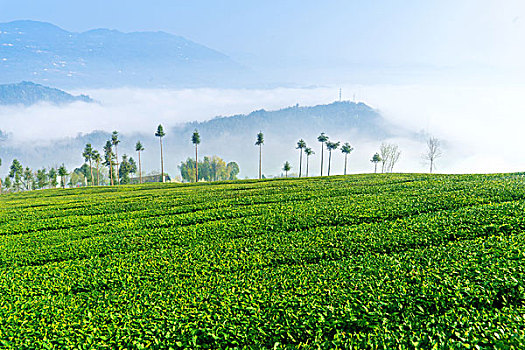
(0, 174, 524, 348)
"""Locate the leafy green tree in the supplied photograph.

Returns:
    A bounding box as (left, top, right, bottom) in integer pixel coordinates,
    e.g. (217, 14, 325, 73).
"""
(179, 158, 196, 182)
(111, 131, 120, 184)
(104, 140, 115, 185)
(23, 167, 34, 190)
(192, 130, 201, 182)
(255, 132, 264, 179)
(370, 153, 381, 173)
(83, 143, 94, 185)
(92, 150, 101, 186)
(3, 176, 11, 192)
(226, 162, 240, 180)
(283, 161, 291, 178)
(58, 164, 68, 188)
(304, 147, 314, 177)
(317, 133, 329, 176)
(36, 168, 48, 189)
(211, 156, 228, 181)
(9, 159, 24, 191)
(119, 155, 137, 184)
(296, 139, 306, 178)
(179, 156, 239, 182)
(326, 141, 340, 176)
(78, 164, 91, 186)
(70, 167, 87, 187)
(341, 142, 354, 175)
(48, 168, 58, 188)
(155, 125, 166, 183)
(135, 141, 144, 184)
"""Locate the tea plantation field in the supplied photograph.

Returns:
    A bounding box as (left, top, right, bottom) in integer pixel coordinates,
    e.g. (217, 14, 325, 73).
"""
(0, 174, 524, 348)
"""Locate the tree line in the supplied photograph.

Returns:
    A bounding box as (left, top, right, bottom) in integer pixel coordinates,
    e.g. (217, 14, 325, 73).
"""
(0, 124, 442, 193)
(256, 132, 441, 178)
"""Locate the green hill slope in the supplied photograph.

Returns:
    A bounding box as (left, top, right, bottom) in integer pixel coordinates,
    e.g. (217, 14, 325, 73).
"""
(0, 174, 524, 348)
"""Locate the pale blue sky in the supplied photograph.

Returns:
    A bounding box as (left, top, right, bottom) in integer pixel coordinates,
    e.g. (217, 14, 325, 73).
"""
(1, 0, 524, 83)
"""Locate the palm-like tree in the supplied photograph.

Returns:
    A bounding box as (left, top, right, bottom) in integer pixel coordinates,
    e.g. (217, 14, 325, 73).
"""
(296, 139, 306, 177)
(58, 164, 68, 189)
(341, 142, 354, 175)
(326, 141, 340, 176)
(192, 130, 201, 183)
(304, 147, 314, 177)
(283, 161, 291, 178)
(111, 131, 120, 184)
(135, 141, 144, 184)
(370, 153, 381, 173)
(104, 140, 115, 185)
(82, 143, 94, 185)
(155, 124, 166, 183)
(317, 133, 329, 176)
(92, 150, 101, 186)
(255, 132, 264, 179)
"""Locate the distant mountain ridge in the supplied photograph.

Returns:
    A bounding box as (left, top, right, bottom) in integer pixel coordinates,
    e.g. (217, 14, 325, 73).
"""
(0, 81, 92, 106)
(0, 20, 244, 88)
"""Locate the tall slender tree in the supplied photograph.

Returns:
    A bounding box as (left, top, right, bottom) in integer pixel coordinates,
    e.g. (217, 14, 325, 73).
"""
(155, 124, 166, 183)
(135, 141, 144, 184)
(255, 132, 264, 179)
(58, 164, 68, 189)
(304, 147, 314, 177)
(317, 133, 329, 176)
(0, 158, 2, 193)
(326, 141, 340, 176)
(104, 140, 115, 186)
(111, 131, 120, 184)
(92, 150, 101, 186)
(283, 161, 291, 178)
(83, 143, 94, 185)
(296, 139, 306, 178)
(192, 130, 201, 183)
(370, 153, 381, 173)
(341, 142, 354, 175)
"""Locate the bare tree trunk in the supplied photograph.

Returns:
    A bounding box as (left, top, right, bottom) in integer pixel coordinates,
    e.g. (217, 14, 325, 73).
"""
(160, 138, 164, 183)
(96, 162, 100, 186)
(195, 145, 198, 182)
(259, 144, 262, 180)
(89, 160, 94, 186)
(115, 146, 119, 185)
(299, 150, 302, 178)
(344, 154, 348, 175)
(306, 156, 309, 177)
(138, 151, 142, 184)
(430, 160, 433, 174)
(109, 164, 114, 186)
(374, 163, 377, 173)
(320, 143, 324, 176)
(328, 150, 332, 176)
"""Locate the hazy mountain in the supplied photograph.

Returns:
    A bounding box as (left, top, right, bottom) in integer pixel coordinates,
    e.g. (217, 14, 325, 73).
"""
(0, 101, 392, 178)
(0, 81, 93, 106)
(0, 20, 245, 89)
